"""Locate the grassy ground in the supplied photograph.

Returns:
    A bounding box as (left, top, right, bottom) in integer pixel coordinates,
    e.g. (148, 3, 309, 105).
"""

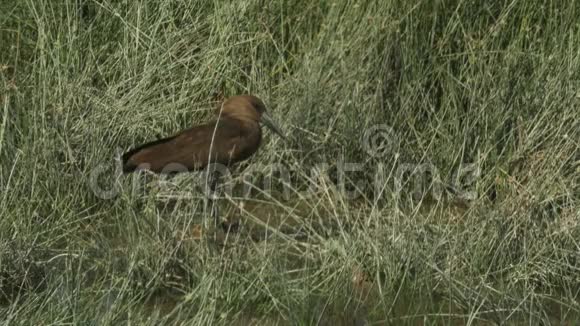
(1, 0, 579, 324)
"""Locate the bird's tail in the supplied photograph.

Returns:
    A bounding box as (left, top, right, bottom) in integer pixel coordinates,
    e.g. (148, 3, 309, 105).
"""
(121, 135, 177, 173)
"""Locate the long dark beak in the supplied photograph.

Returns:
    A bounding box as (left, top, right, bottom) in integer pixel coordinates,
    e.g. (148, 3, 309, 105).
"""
(261, 111, 286, 141)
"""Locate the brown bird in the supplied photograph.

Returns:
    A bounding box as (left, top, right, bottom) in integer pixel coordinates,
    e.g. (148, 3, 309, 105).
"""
(121, 94, 286, 225)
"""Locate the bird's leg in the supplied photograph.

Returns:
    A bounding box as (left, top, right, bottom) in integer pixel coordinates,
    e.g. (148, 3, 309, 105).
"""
(220, 184, 244, 233)
(210, 172, 220, 227)
(205, 170, 221, 229)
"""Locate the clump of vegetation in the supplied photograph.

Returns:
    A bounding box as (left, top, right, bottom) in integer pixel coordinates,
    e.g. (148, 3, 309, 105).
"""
(1, 0, 578, 324)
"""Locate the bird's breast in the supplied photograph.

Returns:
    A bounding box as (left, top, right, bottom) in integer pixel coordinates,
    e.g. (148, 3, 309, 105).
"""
(231, 124, 262, 162)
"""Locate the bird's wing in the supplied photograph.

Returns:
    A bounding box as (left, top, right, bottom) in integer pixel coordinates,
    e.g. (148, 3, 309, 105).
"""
(122, 118, 259, 173)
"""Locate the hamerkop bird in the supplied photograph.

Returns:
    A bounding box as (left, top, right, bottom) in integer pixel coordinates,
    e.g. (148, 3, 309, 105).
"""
(121, 95, 286, 225)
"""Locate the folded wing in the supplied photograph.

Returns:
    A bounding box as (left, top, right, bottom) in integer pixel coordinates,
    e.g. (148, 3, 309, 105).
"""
(122, 118, 260, 174)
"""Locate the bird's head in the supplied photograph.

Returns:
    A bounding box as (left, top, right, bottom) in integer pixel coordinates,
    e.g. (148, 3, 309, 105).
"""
(220, 95, 286, 140)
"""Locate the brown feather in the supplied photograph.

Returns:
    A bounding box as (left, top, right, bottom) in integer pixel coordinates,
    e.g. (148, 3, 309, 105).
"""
(122, 96, 266, 174)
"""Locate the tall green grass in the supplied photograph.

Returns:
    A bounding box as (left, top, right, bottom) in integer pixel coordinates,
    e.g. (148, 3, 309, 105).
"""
(1, 0, 578, 324)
